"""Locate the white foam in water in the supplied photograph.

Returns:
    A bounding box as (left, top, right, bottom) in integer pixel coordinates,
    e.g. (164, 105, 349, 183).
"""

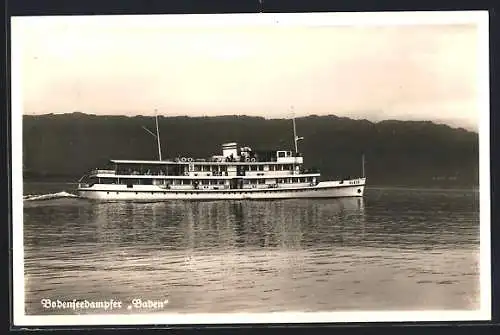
(23, 191, 79, 201)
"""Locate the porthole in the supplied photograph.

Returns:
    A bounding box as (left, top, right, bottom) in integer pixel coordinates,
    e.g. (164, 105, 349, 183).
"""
(357, 189, 362, 194)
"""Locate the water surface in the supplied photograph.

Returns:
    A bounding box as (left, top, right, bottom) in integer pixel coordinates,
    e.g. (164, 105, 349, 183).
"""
(22, 184, 480, 314)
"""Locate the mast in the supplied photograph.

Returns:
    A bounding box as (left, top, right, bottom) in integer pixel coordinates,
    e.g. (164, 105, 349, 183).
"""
(291, 106, 303, 154)
(362, 153, 365, 178)
(292, 108, 298, 153)
(155, 109, 162, 161)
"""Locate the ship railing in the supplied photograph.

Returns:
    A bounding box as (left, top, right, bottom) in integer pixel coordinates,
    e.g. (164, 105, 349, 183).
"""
(115, 170, 232, 177)
(90, 169, 116, 175)
(117, 170, 168, 176)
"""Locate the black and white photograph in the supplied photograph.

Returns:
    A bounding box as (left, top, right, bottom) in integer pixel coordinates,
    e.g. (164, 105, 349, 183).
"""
(11, 11, 490, 326)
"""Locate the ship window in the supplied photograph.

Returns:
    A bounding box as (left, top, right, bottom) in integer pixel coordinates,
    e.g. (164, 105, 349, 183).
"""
(250, 165, 257, 171)
(88, 177, 98, 186)
(286, 151, 291, 157)
(101, 178, 117, 184)
(278, 151, 286, 158)
(259, 179, 265, 184)
(258, 165, 264, 171)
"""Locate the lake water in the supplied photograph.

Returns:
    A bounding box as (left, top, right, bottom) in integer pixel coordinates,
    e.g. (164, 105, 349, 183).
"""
(22, 183, 480, 315)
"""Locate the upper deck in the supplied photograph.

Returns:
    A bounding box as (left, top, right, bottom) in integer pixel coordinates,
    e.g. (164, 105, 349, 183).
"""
(110, 142, 304, 166)
(109, 157, 304, 165)
(84, 142, 319, 179)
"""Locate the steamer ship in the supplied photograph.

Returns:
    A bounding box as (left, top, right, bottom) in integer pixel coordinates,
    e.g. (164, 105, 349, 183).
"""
(76, 114, 366, 200)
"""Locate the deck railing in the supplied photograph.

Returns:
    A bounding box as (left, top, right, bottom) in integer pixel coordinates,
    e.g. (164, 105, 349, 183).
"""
(90, 169, 116, 175)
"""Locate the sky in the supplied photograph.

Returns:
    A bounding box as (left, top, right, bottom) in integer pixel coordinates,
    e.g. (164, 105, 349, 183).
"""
(12, 12, 487, 131)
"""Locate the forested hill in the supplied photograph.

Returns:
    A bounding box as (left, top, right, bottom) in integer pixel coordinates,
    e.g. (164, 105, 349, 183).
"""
(22, 113, 479, 187)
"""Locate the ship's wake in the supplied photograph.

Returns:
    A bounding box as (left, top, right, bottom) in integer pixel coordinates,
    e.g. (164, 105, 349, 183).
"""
(23, 191, 79, 202)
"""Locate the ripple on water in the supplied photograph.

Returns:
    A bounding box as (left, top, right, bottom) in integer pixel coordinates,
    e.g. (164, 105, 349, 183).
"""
(23, 187, 480, 314)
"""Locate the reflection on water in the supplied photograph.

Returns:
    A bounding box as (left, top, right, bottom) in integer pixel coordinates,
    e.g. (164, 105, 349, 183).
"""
(23, 187, 480, 314)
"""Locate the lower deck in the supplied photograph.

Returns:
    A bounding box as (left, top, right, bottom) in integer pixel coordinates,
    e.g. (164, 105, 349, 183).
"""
(80, 175, 321, 191)
(77, 178, 366, 201)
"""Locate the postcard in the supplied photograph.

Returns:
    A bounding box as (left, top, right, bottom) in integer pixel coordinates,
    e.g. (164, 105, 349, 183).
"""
(11, 10, 490, 326)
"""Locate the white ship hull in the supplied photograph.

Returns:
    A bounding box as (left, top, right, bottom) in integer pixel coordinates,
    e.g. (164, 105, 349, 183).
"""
(77, 178, 366, 201)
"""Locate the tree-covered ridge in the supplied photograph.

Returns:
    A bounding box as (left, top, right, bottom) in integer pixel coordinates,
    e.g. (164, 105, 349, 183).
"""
(22, 113, 478, 187)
